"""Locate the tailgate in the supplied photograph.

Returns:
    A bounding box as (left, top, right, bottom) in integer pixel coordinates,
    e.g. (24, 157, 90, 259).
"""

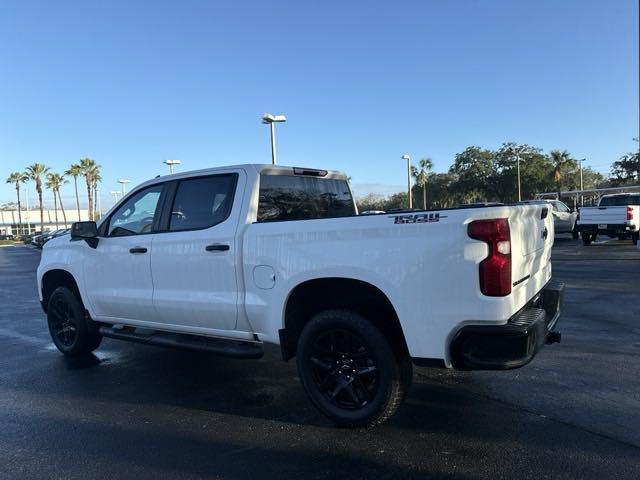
(579, 207, 627, 225)
(509, 205, 554, 285)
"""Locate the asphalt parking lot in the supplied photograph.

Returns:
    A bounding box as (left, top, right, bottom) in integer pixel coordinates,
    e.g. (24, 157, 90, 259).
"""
(1, 238, 639, 479)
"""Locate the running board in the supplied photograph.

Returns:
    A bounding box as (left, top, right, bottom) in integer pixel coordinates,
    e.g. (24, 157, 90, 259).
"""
(98, 326, 264, 359)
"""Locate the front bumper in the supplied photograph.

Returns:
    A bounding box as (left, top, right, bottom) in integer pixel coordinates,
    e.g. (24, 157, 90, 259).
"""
(450, 280, 564, 370)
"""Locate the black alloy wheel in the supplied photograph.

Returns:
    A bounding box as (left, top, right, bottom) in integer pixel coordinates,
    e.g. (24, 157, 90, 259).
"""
(47, 287, 102, 356)
(308, 328, 380, 410)
(49, 294, 79, 349)
(296, 310, 410, 428)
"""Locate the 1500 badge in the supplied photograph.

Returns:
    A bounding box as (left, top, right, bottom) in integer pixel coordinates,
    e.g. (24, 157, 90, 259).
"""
(391, 213, 447, 224)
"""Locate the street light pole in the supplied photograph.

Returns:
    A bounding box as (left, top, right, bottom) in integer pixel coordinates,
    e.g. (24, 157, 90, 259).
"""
(164, 159, 181, 174)
(262, 113, 287, 165)
(402, 154, 412, 209)
(118, 179, 130, 196)
(579, 158, 585, 206)
(110, 191, 121, 205)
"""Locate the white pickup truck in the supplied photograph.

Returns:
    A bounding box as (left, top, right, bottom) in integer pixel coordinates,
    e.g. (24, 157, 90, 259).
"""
(37, 164, 564, 427)
(577, 193, 640, 245)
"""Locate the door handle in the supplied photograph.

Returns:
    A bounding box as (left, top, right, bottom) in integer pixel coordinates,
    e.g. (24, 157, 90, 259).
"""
(205, 244, 230, 251)
(129, 247, 148, 254)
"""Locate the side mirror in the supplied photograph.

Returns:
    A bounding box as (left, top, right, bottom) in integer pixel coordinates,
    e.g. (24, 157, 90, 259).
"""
(70, 221, 99, 248)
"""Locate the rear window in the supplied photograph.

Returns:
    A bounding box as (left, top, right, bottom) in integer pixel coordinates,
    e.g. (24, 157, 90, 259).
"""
(257, 174, 355, 222)
(599, 195, 640, 206)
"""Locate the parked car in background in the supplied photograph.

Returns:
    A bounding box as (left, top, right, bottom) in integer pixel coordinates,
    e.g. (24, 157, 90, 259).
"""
(517, 200, 578, 238)
(577, 193, 640, 245)
(31, 233, 45, 247)
(40, 229, 71, 248)
(37, 164, 564, 427)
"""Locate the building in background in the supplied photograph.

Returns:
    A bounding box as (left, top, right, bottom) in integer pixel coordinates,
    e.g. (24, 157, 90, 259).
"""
(0, 209, 91, 236)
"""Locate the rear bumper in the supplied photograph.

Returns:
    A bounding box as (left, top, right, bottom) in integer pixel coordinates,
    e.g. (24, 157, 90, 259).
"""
(450, 280, 564, 370)
(578, 223, 636, 235)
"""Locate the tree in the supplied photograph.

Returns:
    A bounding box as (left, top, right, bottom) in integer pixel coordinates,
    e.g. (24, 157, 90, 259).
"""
(610, 139, 640, 185)
(45, 172, 68, 228)
(92, 170, 102, 219)
(25, 163, 50, 233)
(412, 158, 433, 209)
(65, 163, 83, 220)
(80, 158, 98, 221)
(495, 143, 555, 201)
(356, 193, 386, 212)
(449, 147, 497, 202)
(426, 172, 458, 208)
(6, 172, 28, 236)
(549, 150, 577, 200)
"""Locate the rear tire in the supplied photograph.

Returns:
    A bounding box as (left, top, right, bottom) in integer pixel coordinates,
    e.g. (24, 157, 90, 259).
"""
(581, 232, 594, 245)
(47, 287, 102, 356)
(296, 309, 410, 428)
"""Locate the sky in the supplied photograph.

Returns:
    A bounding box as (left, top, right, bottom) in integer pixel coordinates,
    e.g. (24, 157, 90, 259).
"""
(0, 0, 638, 208)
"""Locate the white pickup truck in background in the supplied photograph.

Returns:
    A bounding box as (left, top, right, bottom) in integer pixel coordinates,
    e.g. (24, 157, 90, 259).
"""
(37, 164, 564, 427)
(577, 193, 640, 245)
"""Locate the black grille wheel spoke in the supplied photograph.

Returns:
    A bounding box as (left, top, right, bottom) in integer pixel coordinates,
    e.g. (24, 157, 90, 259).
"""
(308, 327, 380, 411)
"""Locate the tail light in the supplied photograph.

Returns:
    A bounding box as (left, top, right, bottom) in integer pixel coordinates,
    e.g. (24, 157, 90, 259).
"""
(468, 219, 512, 296)
(627, 207, 633, 221)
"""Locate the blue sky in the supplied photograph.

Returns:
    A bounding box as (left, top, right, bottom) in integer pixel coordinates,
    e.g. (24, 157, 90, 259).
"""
(1, 0, 638, 207)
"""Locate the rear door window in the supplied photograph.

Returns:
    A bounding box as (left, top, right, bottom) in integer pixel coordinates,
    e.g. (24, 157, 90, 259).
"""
(257, 175, 355, 222)
(168, 174, 237, 231)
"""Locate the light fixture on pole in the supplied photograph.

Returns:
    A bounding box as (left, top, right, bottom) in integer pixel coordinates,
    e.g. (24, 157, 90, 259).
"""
(118, 179, 131, 195)
(163, 159, 181, 174)
(262, 113, 287, 165)
(401, 154, 412, 209)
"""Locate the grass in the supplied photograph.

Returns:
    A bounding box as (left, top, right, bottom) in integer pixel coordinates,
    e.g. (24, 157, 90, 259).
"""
(0, 239, 21, 246)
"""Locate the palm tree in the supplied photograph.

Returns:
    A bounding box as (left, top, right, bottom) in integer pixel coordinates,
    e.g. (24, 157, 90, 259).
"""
(65, 163, 82, 220)
(46, 172, 68, 228)
(79, 158, 98, 221)
(91, 170, 102, 219)
(6, 172, 28, 236)
(549, 150, 577, 200)
(412, 158, 433, 209)
(25, 163, 50, 233)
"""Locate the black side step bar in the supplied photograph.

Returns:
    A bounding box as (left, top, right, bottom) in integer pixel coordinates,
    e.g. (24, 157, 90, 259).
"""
(98, 326, 264, 359)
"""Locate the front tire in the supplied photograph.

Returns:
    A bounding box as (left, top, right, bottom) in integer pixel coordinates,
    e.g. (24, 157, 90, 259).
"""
(296, 309, 410, 428)
(47, 287, 102, 356)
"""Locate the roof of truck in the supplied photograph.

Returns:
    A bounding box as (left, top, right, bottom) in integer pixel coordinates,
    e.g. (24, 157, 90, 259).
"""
(133, 164, 349, 191)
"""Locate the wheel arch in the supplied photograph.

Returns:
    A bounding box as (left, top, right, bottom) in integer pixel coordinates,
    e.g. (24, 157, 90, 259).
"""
(280, 277, 409, 362)
(41, 269, 84, 313)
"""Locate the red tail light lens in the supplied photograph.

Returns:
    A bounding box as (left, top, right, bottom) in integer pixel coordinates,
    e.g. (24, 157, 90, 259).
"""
(468, 219, 512, 296)
(627, 207, 633, 221)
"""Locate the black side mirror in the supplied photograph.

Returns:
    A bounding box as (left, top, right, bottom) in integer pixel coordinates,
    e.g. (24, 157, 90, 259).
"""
(70, 221, 99, 248)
